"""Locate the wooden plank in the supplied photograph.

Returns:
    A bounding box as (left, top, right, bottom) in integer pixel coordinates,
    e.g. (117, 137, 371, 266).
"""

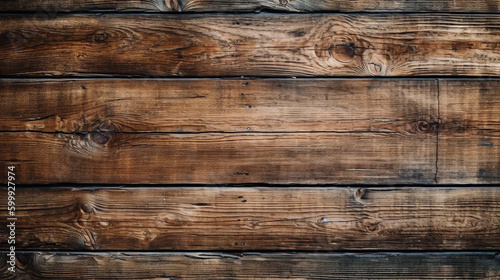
(1, 15, 500, 77)
(0, 131, 436, 184)
(1, 252, 499, 279)
(438, 80, 500, 184)
(1, 187, 499, 250)
(1, 0, 500, 13)
(0, 79, 437, 133)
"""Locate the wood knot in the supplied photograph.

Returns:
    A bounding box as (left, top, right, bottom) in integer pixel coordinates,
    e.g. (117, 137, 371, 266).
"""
(97, 120, 116, 132)
(363, 52, 389, 76)
(81, 203, 94, 214)
(89, 120, 116, 145)
(411, 120, 438, 134)
(93, 32, 110, 43)
(417, 121, 431, 132)
(279, 0, 288, 5)
(355, 188, 365, 201)
(90, 132, 110, 145)
(362, 220, 380, 232)
(165, 0, 183, 11)
(330, 42, 356, 63)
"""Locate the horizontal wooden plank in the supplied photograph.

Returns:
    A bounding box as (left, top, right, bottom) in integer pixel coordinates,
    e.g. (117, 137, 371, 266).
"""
(0, 131, 436, 184)
(438, 80, 500, 184)
(1, 0, 500, 12)
(1, 252, 499, 279)
(1, 14, 500, 77)
(1, 187, 499, 250)
(0, 79, 437, 133)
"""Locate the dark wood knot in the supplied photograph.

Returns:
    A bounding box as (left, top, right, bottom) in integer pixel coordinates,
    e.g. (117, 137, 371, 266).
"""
(330, 42, 356, 63)
(93, 32, 110, 43)
(89, 120, 116, 145)
(90, 132, 110, 145)
(413, 120, 438, 133)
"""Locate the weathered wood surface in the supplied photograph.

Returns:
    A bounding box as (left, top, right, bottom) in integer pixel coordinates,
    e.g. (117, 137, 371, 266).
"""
(1, 15, 500, 77)
(1, 187, 499, 250)
(0, 131, 436, 184)
(0, 79, 437, 133)
(1, 0, 500, 12)
(438, 80, 500, 184)
(1, 252, 499, 279)
(3, 78, 500, 184)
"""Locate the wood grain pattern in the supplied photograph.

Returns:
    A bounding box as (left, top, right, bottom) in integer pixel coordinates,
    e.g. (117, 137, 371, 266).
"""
(1, 0, 500, 12)
(1, 252, 499, 279)
(0, 131, 436, 184)
(1, 14, 500, 77)
(0, 79, 437, 133)
(1, 187, 499, 250)
(438, 80, 500, 184)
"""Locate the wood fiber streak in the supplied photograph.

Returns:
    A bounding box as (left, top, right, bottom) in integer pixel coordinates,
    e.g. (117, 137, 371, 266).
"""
(0, 131, 435, 184)
(0, 252, 499, 279)
(1, 15, 500, 77)
(438, 80, 500, 184)
(0, 187, 499, 250)
(0, 79, 437, 133)
(0, 0, 499, 12)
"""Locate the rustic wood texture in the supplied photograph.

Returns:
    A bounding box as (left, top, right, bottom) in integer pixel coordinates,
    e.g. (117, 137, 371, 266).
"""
(1, 0, 500, 12)
(1, 14, 500, 77)
(439, 80, 500, 184)
(1, 187, 499, 250)
(3, 78, 500, 184)
(1, 252, 499, 279)
(0, 131, 436, 184)
(0, 79, 437, 133)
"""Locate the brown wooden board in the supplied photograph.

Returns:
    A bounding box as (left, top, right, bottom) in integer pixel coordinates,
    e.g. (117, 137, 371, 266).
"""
(1, 187, 499, 251)
(0, 78, 439, 184)
(438, 80, 500, 184)
(0, 131, 436, 184)
(1, 14, 500, 77)
(0, 79, 437, 133)
(1, 252, 499, 279)
(1, 0, 500, 13)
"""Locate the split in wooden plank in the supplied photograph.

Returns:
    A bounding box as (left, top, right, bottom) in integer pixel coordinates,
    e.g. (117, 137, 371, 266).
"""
(0, 79, 438, 133)
(1, 14, 500, 77)
(1, 0, 500, 13)
(438, 80, 500, 184)
(1, 187, 499, 250)
(1, 252, 499, 279)
(0, 131, 436, 184)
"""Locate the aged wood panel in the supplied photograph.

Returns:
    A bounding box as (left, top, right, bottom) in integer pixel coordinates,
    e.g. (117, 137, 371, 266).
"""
(1, 14, 500, 77)
(1, 0, 500, 12)
(1, 187, 499, 250)
(438, 80, 500, 184)
(1, 252, 499, 279)
(0, 79, 437, 133)
(0, 131, 436, 184)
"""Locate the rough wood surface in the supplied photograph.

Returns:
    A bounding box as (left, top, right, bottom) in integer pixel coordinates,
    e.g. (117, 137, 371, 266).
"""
(1, 187, 499, 250)
(1, 14, 500, 77)
(1, 252, 499, 279)
(0, 79, 437, 133)
(438, 80, 500, 184)
(0, 131, 436, 184)
(1, 0, 500, 12)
